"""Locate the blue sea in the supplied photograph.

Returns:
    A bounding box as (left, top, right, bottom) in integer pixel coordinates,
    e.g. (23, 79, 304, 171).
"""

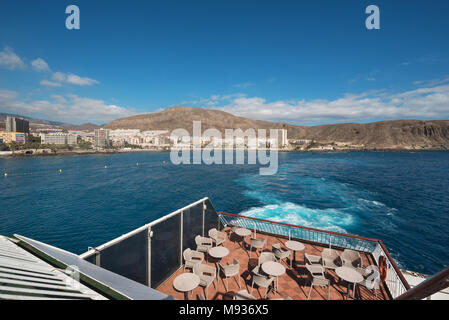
(0, 151, 448, 275)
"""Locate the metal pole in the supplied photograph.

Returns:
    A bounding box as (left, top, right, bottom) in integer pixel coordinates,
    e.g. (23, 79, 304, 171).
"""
(202, 201, 205, 236)
(148, 226, 152, 287)
(180, 211, 183, 268)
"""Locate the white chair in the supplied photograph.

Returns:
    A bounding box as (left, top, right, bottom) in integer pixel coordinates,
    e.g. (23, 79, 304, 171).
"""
(183, 248, 204, 271)
(249, 237, 267, 257)
(305, 264, 330, 300)
(193, 263, 216, 300)
(321, 248, 341, 270)
(208, 228, 226, 246)
(340, 249, 362, 268)
(272, 243, 291, 265)
(233, 289, 256, 300)
(219, 258, 241, 291)
(250, 266, 274, 299)
(195, 235, 213, 254)
(358, 265, 380, 298)
(258, 252, 276, 266)
(305, 253, 321, 265)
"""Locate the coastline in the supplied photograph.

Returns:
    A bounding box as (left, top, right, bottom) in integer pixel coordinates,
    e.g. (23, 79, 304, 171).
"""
(1, 146, 448, 158)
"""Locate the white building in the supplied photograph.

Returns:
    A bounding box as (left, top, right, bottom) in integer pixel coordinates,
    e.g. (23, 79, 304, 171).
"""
(278, 129, 288, 148)
(94, 129, 110, 147)
(41, 133, 78, 145)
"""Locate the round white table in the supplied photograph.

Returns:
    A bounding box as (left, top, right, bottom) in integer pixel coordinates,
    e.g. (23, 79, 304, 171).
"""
(208, 246, 230, 279)
(173, 273, 200, 300)
(285, 240, 305, 268)
(261, 261, 286, 294)
(335, 266, 364, 299)
(234, 228, 252, 250)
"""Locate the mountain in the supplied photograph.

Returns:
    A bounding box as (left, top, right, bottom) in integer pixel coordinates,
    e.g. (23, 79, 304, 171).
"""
(2, 108, 449, 149)
(293, 120, 449, 149)
(0, 113, 101, 131)
(65, 123, 101, 131)
(0, 112, 68, 129)
(105, 107, 286, 132)
(104, 107, 449, 150)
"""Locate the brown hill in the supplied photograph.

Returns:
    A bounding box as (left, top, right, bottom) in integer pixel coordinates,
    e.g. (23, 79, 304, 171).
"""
(104, 107, 449, 150)
(66, 123, 101, 131)
(293, 120, 449, 149)
(105, 107, 288, 132)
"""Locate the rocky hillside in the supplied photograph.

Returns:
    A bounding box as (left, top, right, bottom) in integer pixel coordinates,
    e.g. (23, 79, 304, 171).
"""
(104, 107, 287, 132)
(293, 120, 449, 149)
(104, 107, 449, 150)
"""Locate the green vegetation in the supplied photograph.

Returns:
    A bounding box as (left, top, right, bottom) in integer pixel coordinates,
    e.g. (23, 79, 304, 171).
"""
(77, 139, 93, 149)
(0, 138, 95, 152)
(123, 141, 142, 149)
(0, 142, 9, 151)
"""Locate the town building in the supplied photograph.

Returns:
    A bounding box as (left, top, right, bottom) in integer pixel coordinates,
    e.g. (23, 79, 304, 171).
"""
(40, 133, 78, 145)
(94, 128, 110, 147)
(6, 116, 29, 134)
(0, 131, 27, 144)
(278, 129, 288, 148)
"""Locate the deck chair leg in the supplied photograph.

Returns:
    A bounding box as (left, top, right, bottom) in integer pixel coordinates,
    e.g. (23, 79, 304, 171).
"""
(236, 275, 241, 288)
(308, 284, 313, 300)
(225, 278, 228, 292)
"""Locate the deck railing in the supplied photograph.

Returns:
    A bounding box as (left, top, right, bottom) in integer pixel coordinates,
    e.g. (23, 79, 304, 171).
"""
(218, 211, 410, 299)
(79, 197, 410, 299)
(80, 197, 219, 289)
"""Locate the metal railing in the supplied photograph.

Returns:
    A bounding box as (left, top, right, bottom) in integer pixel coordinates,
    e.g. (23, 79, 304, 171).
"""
(79, 198, 410, 299)
(395, 265, 449, 300)
(80, 197, 219, 288)
(218, 211, 410, 299)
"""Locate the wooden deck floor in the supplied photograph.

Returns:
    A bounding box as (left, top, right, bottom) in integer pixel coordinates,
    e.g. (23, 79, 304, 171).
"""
(156, 227, 390, 300)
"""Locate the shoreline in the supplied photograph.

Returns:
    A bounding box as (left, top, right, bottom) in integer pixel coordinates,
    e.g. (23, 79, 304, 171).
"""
(1, 147, 448, 158)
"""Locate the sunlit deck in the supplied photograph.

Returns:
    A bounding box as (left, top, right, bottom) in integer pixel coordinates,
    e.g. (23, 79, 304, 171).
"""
(156, 227, 390, 300)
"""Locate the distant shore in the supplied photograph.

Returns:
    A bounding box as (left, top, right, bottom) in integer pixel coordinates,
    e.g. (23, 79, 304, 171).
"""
(1, 146, 448, 158)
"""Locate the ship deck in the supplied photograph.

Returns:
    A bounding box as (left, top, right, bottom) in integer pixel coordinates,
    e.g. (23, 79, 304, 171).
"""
(156, 227, 390, 300)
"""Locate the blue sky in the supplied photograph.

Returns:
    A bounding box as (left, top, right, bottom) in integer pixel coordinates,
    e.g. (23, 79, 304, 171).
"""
(1, 0, 449, 125)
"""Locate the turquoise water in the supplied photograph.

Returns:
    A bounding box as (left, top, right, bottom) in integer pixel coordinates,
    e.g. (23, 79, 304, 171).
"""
(0, 151, 448, 275)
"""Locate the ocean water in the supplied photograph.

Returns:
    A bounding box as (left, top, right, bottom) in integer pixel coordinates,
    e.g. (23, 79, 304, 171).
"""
(0, 151, 448, 275)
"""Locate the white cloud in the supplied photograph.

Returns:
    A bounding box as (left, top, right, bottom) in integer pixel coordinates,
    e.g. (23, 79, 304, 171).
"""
(40, 80, 62, 87)
(52, 71, 100, 86)
(413, 76, 449, 87)
(0, 89, 135, 124)
(0, 47, 26, 70)
(180, 84, 449, 125)
(31, 58, 50, 72)
(233, 82, 254, 89)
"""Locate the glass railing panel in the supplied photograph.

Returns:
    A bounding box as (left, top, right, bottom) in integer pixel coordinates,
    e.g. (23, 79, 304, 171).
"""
(150, 213, 181, 288)
(204, 198, 219, 234)
(98, 229, 149, 285)
(83, 253, 97, 265)
(182, 203, 203, 251)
